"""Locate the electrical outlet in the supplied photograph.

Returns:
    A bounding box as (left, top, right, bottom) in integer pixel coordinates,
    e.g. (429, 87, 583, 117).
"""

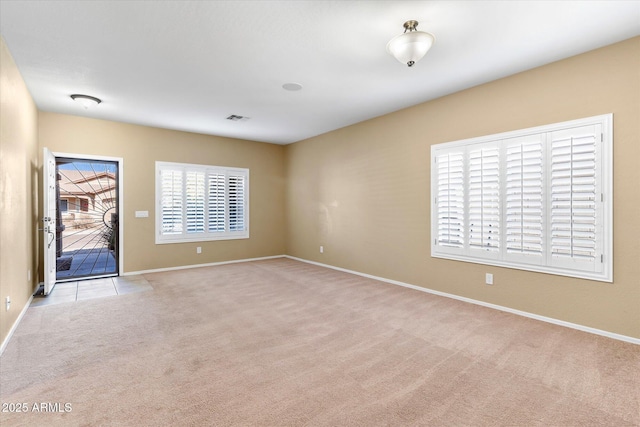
(196, 247, 202, 254)
(5, 296, 10, 311)
(320, 246, 324, 254)
(485, 273, 494, 285)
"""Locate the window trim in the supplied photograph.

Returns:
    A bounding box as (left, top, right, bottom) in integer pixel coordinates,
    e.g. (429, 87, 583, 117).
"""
(155, 161, 250, 244)
(431, 114, 612, 282)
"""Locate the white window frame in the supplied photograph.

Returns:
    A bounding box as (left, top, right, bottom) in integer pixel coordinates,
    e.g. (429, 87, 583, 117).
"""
(155, 161, 249, 244)
(431, 114, 612, 282)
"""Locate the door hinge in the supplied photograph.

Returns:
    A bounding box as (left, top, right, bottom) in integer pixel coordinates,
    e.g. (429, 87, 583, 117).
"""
(601, 193, 604, 202)
(601, 133, 604, 142)
(601, 254, 604, 263)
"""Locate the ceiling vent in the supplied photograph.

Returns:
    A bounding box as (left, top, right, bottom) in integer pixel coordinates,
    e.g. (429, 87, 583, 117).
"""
(226, 114, 249, 122)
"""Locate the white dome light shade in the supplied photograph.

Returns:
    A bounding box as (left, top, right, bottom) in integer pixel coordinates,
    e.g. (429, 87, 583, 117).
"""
(70, 94, 102, 109)
(386, 21, 435, 67)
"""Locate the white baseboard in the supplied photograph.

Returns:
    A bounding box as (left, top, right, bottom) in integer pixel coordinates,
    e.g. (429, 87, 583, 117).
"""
(123, 255, 286, 276)
(285, 255, 640, 346)
(0, 294, 34, 357)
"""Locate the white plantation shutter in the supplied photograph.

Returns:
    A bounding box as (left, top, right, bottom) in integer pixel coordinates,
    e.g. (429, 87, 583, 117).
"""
(228, 174, 246, 232)
(208, 173, 226, 232)
(435, 152, 465, 250)
(468, 146, 500, 255)
(186, 171, 205, 233)
(160, 168, 183, 235)
(550, 125, 601, 272)
(156, 162, 249, 243)
(505, 135, 544, 264)
(431, 114, 611, 282)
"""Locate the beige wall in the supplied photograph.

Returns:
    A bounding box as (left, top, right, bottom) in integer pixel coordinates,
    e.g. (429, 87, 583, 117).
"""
(39, 113, 286, 273)
(0, 37, 39, 346)
(285, 37, 640, 339)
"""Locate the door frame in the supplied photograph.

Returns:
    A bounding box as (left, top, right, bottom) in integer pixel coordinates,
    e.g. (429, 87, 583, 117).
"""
(49, 151, 125, 282)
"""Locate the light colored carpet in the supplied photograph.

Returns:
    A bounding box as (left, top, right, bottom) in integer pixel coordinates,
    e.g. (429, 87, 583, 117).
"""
(1, 258, 638, 426)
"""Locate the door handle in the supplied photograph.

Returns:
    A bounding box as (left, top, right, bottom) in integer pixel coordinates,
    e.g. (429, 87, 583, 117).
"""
(42, 223, 55, 248)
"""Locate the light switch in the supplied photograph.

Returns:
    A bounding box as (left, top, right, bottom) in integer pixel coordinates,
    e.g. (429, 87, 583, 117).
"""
(135, 211, 149, 218)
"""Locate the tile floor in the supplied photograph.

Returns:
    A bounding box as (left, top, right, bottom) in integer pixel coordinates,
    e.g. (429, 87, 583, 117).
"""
(30, 275, 152, 307)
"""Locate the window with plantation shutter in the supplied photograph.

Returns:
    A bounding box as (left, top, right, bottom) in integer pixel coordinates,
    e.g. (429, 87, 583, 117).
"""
(431, 114, 612, 282)
(186, 171, 205, 233)
(160, 168, 183, 235)
(208, 173, 226, 233)
(228, 174, 246, 232)
(468, 146, 500, 256)
(156, 162, 249, 243)
(435, 151, 465, 251)
(505, 135, 544, 264)
(549, 125, 600, 272)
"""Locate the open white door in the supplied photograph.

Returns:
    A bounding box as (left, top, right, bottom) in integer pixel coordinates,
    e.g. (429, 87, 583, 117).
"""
(43, 148, 57, 295)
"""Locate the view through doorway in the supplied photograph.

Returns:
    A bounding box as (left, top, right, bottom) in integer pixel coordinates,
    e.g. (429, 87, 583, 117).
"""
(54, 157, 120, 281)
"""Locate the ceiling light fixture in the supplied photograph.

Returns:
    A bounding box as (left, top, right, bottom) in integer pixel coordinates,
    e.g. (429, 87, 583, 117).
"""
(70, 94, 102, 109)
(386, 20, 435, 67)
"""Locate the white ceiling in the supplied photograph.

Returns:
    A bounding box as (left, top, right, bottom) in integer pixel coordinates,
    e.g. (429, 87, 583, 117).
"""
(1, 1, 639, 145)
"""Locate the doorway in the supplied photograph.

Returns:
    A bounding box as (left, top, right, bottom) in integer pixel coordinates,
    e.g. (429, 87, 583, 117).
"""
(43, 149, 123, 293)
